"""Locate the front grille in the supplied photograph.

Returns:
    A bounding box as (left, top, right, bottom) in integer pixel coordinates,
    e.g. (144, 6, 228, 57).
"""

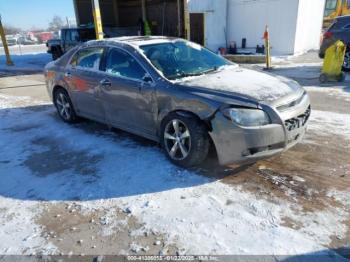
(284, 106, 311, 132)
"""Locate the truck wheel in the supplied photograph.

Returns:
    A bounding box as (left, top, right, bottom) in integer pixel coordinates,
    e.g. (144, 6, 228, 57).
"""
(52, 51, 59, 60)
(161, 113, 209, 167)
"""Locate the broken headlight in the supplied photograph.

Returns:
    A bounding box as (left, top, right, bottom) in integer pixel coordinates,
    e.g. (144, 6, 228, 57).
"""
(223, 108, 271, 127)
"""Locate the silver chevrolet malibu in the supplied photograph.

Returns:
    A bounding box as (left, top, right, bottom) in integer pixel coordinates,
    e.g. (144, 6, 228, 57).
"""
(44, 36, 311, 167)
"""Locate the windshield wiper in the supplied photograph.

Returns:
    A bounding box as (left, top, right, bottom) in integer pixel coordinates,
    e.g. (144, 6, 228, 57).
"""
(178, 67, 218, 78)
(168, 66, 220, 80)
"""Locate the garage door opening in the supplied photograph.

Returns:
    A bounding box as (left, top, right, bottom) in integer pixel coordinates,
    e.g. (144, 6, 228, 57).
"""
(189, 13, 204, 46)
(74, 0, 186, 38)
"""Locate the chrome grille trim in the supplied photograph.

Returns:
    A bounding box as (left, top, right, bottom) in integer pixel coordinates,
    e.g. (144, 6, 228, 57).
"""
(284, 106, 311, 132)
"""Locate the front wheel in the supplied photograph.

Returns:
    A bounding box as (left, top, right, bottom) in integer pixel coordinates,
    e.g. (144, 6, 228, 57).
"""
(161, 113, 210, 167)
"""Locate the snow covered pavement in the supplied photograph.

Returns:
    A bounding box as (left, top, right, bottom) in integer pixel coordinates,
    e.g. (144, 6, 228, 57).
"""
(0, 89, 349, 258)
(0, 51, 349, 260)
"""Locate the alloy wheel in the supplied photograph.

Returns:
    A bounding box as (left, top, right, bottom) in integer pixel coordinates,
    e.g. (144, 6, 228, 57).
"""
(164, 119, 191, 161)
(56, 92, 71, 121)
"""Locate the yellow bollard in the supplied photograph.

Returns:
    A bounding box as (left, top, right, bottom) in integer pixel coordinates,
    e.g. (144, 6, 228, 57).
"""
(0, 16, 14, 66)
(319, 40, 346, 83)
(263, 25, 271, 70)
(91, 0, 104, 40)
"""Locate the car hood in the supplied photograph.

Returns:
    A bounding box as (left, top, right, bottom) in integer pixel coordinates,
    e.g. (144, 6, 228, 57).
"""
(175, 66, 303, 106)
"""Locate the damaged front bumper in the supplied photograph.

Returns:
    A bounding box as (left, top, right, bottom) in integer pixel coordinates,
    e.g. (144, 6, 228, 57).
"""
(209, 94, 311, 166)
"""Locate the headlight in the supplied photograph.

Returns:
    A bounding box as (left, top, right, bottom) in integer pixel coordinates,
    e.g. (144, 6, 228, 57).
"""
(223, 108, 270, 127)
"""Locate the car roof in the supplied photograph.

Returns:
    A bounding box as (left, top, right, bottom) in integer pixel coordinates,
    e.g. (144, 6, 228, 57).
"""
(336, 15, 350, 21)
(87, 36, 183, 48)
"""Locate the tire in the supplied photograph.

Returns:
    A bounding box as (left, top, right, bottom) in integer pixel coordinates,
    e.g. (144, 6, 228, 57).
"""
(161, 113, 210, 167)
(52, 52, 59, 61)
(342, 49, 350, 72)
(319, 73, 328, 83)
(53, 88, 78, 124)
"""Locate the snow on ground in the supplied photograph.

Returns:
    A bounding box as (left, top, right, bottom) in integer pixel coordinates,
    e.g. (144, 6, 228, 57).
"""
(308, 110, 350, 141)
(0, 53, 51, 73)
(305, 86, 350, 102)
(0, 44, 50, 74)
(0, 93, 349, 256)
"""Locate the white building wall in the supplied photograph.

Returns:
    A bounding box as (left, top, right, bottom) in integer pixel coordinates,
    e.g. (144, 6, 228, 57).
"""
(294, 0, 325, 54)
(227, 0, 299, 55)
(188, 0, 228, 51)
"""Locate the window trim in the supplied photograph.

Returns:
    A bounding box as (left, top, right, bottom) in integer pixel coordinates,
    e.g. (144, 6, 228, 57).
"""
(101, 45, 154, 83)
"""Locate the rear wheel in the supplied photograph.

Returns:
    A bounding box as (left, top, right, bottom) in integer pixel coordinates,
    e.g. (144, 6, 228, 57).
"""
(161, 113, 209, 167)
(54, 89, 78, 123)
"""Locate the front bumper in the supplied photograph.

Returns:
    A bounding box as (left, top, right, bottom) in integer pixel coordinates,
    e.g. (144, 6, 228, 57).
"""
(209, 95, 310, 166)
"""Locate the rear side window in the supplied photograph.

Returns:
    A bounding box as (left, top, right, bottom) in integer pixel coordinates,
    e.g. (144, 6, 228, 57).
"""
(105, 48, 146, 80)
(70, 47, 104, 70)
(78, 29, 96, 41)
(324, 0, 338, 17)
(70, 30, 80, 42)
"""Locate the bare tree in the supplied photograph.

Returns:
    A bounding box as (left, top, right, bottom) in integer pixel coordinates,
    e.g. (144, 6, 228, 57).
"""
(3, 25, 21, 35)
(48, 15, 65, 31)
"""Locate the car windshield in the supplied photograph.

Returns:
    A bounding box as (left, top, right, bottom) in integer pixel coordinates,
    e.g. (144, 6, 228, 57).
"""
(140, 40, 232, 80)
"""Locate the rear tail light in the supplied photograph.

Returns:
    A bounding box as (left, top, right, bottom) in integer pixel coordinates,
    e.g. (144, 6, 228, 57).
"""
(323, 31, 333, 39)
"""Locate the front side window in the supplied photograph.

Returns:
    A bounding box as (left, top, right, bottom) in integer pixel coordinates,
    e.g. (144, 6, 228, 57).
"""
(70, 30, 80, 42)
(140, 40, 232, 80)
(70, 47, 104, 70)
(105, 48, 147, 80)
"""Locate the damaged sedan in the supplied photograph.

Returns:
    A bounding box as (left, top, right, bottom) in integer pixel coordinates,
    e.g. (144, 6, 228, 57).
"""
(44, 36, 311, 167)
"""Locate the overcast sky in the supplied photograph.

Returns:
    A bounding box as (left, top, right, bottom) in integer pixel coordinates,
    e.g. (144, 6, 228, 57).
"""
(0, 0, 75, 30)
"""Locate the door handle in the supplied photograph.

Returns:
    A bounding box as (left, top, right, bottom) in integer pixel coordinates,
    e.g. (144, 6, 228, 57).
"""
(100, 79, 112, 88)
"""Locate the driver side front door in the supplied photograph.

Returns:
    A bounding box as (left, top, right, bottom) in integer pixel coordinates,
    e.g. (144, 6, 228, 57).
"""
(99, 47, 157, 138)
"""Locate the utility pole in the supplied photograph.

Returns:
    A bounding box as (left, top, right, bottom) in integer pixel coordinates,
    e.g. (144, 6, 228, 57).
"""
(91, 0, 104, 40)
(0, 15, 14, 66)
(184, 0, 190, 40)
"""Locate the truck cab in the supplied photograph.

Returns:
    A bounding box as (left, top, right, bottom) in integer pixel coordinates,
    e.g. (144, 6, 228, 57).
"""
(47, 27, 96, 60)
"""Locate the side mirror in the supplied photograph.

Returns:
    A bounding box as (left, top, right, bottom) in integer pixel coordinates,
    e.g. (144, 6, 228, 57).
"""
(143, 74, 153, 83)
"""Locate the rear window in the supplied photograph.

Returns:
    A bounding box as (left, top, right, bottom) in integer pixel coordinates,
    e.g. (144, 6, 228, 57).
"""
(55, 47, 79, 67)
(324, 0, 337, 17)
(78, 29, 96, 41)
